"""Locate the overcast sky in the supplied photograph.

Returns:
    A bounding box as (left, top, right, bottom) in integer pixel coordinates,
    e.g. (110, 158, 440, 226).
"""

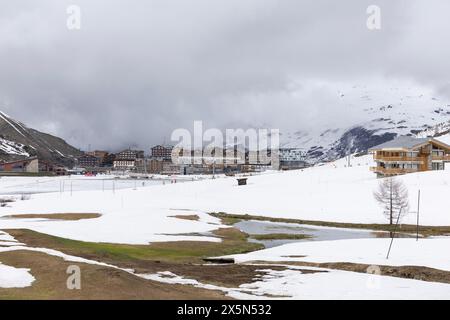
(1, 0, 450, 151)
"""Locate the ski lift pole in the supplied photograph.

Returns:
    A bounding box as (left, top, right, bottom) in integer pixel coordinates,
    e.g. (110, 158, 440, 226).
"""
(416, 189, 421, 242)
(386, 207, 403, 260)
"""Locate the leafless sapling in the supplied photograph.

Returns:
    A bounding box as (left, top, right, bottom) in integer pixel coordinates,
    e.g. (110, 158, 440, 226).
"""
(373, 177, 409, 225)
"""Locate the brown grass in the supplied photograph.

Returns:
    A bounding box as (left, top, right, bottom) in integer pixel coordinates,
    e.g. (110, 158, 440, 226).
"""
(0, 250, 229, 300)
(169, 215, 200, 221)
(2, 228, 268, 290)
(250, 260, 450, 284)
(3, 213, 101, 221)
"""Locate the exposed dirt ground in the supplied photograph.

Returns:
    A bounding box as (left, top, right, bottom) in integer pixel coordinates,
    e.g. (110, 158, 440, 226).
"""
(0, 250, 229, 300)
(3, 228, 294, 288)
(3, 210, 450, 299)
(3, 213, 101, 221)
(169, 215, 200, 221)
(250, 260, 450, 284)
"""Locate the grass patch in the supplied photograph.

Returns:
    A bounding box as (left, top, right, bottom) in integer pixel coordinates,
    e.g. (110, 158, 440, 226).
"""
(169, 214, 200, 221)
(250, 233, 312, 241)
(210, 212, 450, 237)
(3, 213, 101, 221)
(219, 216, 243, 226)
(0, 250, 229, 300)
(5, 227, 263, 265)
(1, 227, 269, 293)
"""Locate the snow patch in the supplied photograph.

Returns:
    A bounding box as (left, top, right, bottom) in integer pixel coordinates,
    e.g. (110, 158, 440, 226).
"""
(0, 263, 35, 288)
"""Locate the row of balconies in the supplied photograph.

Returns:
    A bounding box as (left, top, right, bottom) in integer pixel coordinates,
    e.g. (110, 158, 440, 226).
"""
(374, 154, 450, 162)
(370, 167, 421, 175)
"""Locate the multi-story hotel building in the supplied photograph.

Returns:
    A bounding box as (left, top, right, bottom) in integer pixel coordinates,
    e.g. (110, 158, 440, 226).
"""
(369, 136, 450, 177)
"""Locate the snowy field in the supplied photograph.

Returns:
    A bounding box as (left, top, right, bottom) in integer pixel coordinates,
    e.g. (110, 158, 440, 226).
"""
(230, 237, 450, 271)
(139, 265, 450, 300)
(0, 263, 34, 288)
(1, 148, 450, 298)
(0, 175, 164, 195)
(3, 228, 450, 299)
(231, 266, 450, 300)
(1, 152, 449, 231)
(0, 151, 449, 243)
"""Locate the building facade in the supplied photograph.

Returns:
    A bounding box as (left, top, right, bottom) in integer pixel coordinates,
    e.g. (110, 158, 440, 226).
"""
(0, 158, 67, 175)
(116, 149, 145, 161)
(78, 154, 101, 168)
(86, 150, 108, 159)
(150, 145, 173, 160)
(113, 149, 145, 171)
(279, 148, 307, 170)
(369, 136, 450, 177)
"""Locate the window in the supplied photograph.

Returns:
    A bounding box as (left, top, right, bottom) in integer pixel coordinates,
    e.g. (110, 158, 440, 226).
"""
(432, 162, 444, 170)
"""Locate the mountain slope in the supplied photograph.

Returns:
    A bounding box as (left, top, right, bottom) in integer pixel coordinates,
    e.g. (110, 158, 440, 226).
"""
(0, 111, 81, 166)
(281, 85, 450, 163)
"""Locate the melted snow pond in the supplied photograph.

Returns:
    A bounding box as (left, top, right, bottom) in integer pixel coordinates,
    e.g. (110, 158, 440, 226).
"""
(235, 220, 402, 248)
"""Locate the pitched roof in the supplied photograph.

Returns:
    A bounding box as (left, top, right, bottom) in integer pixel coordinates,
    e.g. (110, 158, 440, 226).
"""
(369, 136, 430, 151)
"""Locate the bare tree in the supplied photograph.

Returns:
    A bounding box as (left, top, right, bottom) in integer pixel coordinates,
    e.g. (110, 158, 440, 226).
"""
(373, 177, 409, 225)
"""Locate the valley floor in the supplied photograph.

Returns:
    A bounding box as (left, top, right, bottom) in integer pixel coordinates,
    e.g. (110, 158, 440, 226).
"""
(1, 156, 450, 299)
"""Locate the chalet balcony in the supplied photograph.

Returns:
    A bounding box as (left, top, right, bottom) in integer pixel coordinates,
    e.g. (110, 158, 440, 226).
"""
(373, 154, 425, 163)
(370, 167, 419, 175)
(431, 155, 450, 161)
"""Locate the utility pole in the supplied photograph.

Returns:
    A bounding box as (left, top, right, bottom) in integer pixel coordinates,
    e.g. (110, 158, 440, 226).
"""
(389, 179, 393, 226)
(416, 189, 421, 241)
(386, 207, 403, 260)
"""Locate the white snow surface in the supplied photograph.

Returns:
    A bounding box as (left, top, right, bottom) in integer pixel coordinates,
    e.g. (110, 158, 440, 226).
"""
(0, 137, 29, 156)
(0, 175, 164, 195)
(0, 263, 35, 288)
(0, 191, 222, 244)
(0, 232, 35, 288)
(230, 238, 450, 272)
(137, 265, 450, 300)
(230, 266, 450, 300)
(0, 152, 450, 246)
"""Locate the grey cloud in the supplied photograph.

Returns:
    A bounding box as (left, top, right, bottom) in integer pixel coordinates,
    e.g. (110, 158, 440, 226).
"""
(0, 0, 449, 151)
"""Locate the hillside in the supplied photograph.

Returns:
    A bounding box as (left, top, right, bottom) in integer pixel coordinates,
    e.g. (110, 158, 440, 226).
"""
(0, 111, 81, 166)
(281, 85, 450, 163)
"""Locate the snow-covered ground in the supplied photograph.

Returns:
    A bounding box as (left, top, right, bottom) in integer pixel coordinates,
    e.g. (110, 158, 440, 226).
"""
(0, 231, 35, 288)
(0, 199, 222, 244)
(231, 266, 450, 300)
(0, 137, 29, 157)
(4, 228, 448, 299)
(0, 175, 164, 195)
(0, 151, 449, 246)
(230, 237, 450, 272)
(139, 265, 450, 300)
(0, 263, 34, 288)
(1, 151, 450, 299)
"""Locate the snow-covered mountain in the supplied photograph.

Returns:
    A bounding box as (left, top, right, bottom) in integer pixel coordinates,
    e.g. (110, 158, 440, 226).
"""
(0, 111, 81, 165)
(281, 85, 450, 163)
